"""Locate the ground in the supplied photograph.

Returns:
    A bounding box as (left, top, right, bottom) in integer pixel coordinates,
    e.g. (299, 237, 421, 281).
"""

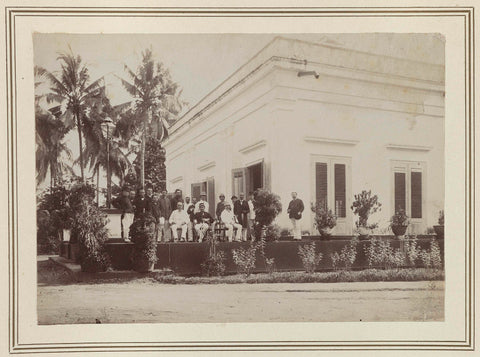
(37, 259, 444, 324)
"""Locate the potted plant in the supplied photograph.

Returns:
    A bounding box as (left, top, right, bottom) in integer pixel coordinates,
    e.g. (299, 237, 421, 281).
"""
(311, 203, 337, 239)
(130, 213, 158, 272)
(351, 190, 382, 240)
(433, 210, 444, 239)
(390, 209, 409, 237)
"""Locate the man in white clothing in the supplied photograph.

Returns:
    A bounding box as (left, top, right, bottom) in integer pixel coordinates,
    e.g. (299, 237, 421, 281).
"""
(220, 202, 243, 242)
(247, 191, 256, 241)
(169, 202, 189, 242)
(194, 192, 209, 214)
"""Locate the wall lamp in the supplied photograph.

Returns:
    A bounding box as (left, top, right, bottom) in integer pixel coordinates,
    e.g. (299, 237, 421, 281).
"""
(297, 70, 319, 79)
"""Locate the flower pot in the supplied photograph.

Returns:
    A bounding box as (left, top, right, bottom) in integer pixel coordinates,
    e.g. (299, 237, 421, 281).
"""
(357, 226, 370, 240)
(391, 225, 408, 237)
(433, 225, 444, 239)
(319, 227, 333, 240)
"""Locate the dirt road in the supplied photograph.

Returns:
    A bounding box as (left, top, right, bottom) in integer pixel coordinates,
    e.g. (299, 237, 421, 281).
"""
(38, 280, 443, 324)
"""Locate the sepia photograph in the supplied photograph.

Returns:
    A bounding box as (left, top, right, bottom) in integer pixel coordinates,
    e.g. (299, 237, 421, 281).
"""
(33, 32, 446, 326)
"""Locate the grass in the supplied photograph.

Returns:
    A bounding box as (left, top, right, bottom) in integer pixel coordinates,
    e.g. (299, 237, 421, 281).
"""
(152, 268, 444, 285)
(38, 260, 444, 286)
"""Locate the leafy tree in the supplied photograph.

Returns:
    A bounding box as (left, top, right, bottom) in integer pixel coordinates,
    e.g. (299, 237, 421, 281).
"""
(117, 48, 184, 187)
(37, 52, 106, 182)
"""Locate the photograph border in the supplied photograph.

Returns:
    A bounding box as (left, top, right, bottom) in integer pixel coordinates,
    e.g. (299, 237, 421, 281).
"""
(5, 5, 475, 353)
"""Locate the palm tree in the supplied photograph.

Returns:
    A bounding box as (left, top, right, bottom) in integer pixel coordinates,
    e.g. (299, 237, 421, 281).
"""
(37, 52, 105, 182)
(117, 48, 183, 187)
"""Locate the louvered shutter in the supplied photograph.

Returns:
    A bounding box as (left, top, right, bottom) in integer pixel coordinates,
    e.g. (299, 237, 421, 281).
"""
(334, 164, 346, 217)
(207, 178, 215, 217)
(411, 171, 422, 218)
(394, 172, 406, 212)
(315, 163, 328, 210)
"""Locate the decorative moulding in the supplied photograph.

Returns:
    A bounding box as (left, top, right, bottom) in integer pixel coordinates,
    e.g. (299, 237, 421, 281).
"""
(385, 144, 432, 152)
(197, 160, 216, 171)
(170, 176, 183, 183)
(239, 140, 267, 154)
(304, 136, 359, 146)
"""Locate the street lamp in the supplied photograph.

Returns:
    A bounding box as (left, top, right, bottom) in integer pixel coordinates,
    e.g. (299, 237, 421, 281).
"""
(101, 117, 114, 208)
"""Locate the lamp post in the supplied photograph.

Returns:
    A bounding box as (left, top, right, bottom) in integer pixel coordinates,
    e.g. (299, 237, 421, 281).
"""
(101, 117, 114, 208)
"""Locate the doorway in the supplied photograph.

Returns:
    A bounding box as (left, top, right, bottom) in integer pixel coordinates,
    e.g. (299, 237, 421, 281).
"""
(247, 162, 263, 193)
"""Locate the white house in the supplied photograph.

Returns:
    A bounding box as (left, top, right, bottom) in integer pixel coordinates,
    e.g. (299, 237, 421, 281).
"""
(163, 37, 444, 235)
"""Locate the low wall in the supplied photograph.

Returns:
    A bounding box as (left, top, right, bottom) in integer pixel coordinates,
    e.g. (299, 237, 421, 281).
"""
(61, 237, 444, 275)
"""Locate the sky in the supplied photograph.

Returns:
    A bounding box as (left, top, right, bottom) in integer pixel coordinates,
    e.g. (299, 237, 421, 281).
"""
(33, 33, 444, 195)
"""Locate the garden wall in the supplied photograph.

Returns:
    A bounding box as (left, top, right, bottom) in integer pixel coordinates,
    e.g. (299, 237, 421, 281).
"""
(61, 237, 444, 275)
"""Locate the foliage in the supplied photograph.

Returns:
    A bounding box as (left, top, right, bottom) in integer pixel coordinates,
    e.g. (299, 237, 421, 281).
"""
(37, 210, 61, 254)
(201, 232, 226, 276)
(330, 237, 359, 270)
(351, 190, 382, 229)
(438, 210, 444, 225)
(297, 242, 323, 273)
(403, 235, 420, 266)
(257, 223, 281, 242)
(390, 209, 409, 227)
(69, 188, 110, 272)
(311, 203, 337, 236)
(363, 237, 406, 269)
(131, 136, 167, 191)
(36, 52, 106, 181)
(130, 213, 158, 271)
(232, 243, 257, 277)
(418, 239, 442, 269)
(253, 189, 282, 228)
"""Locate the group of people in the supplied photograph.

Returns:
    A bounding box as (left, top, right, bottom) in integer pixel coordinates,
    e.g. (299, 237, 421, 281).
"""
(113, 187, 266, 243)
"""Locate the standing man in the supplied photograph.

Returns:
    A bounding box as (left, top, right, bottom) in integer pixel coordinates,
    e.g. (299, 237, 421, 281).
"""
(185, 196, 195, 241)
(287, 191, 304, 240)
(234, 193, 250, 241)
(129, 189, 137, 211)
(216, 194, 226, 220)
(114, 187, 134, 241)
(170, 189, 184, 211)
(169, 202, 189, 242)
(247, 192, 256, 241)
(146, 186, 154, 200)
(221, 202, 243, 242)
(193, 203, 214, 242)
(151, 191, 163, 241)
(194, 192, 209, 214)
(133, 187, 152, 219)
(159, 190, 172, 242)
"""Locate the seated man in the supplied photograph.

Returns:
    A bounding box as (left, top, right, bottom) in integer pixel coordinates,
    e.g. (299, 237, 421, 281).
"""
(220, 202, 243, 242)
(193, 203, 214, 242)
(169, 202, 189, 242)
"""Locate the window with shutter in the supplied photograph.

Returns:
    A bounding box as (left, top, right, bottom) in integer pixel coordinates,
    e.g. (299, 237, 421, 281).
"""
(315, 163, 328, 209)
(411, 171, 422, 218)
(394, 172, 406, 212)
(334, 164, 346, 217)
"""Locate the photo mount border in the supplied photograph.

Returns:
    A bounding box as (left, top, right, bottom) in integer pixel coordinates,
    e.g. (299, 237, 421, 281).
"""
(5, 5, 475, 354)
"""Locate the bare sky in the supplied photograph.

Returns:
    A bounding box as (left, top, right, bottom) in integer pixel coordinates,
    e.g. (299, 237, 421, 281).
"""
(33, 33, 444, 193)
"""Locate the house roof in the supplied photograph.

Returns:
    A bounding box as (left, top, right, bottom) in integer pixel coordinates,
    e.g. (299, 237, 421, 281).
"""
(166, 36, 445, 138)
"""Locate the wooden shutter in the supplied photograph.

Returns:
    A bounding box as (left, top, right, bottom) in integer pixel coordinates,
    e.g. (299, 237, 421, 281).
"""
(191, 183, 201, 202)
(394, 172, 406, 212)
(411, 171, 422, 218)
(334, 164, 346, 217)
(207, 178, 215, 217)
(315, 163, 328, 209)
(232, 168, 245, 197)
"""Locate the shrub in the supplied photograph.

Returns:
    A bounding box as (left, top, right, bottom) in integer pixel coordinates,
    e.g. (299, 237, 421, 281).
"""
(330, 237, 359, 270)
(130, 213, 158, 272)
(70, 191, 110, 273)
(390, 209, 409, 226)
(430, 239, 442, 269)
(311, 203, 337, 237)
(351, 190, 382, 229)
(364, 237, 406, 269)
(201, 232, 226, 276)
(253, 189, 282, 228)
(404, 235, 420, 266)
(298, 242, 323, 273)
(232, 243, 257, 277)
(263, 223, 281, 242)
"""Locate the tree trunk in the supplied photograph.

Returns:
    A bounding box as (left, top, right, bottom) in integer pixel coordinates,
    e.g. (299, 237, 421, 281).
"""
(140, 111, 147, 187)
(96, 165, 100, 207)
(76, 114, 85, 182)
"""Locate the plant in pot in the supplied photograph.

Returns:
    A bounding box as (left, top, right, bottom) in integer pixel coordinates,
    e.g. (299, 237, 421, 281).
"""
(311, 202, 337, 239)
(130, 213, 158, 272)
(433, 210, 444, 239)
(390, 209, 409, 237)
(351, 190, 382, 240)
(253, 189, 282, 239)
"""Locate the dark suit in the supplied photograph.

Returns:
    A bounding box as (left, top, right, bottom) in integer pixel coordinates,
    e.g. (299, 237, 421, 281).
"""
(193, 211, 214, 225)
(234, 200, 250, 228)
(288, 198, 304, 220)
(186, 203, 196, 222)
(151, 199, 162, 223)
(170, 196, 184, 210)
(133, 196, 152, 218)
(216, 201, 226, 219)
(159, 197, 172, 219)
